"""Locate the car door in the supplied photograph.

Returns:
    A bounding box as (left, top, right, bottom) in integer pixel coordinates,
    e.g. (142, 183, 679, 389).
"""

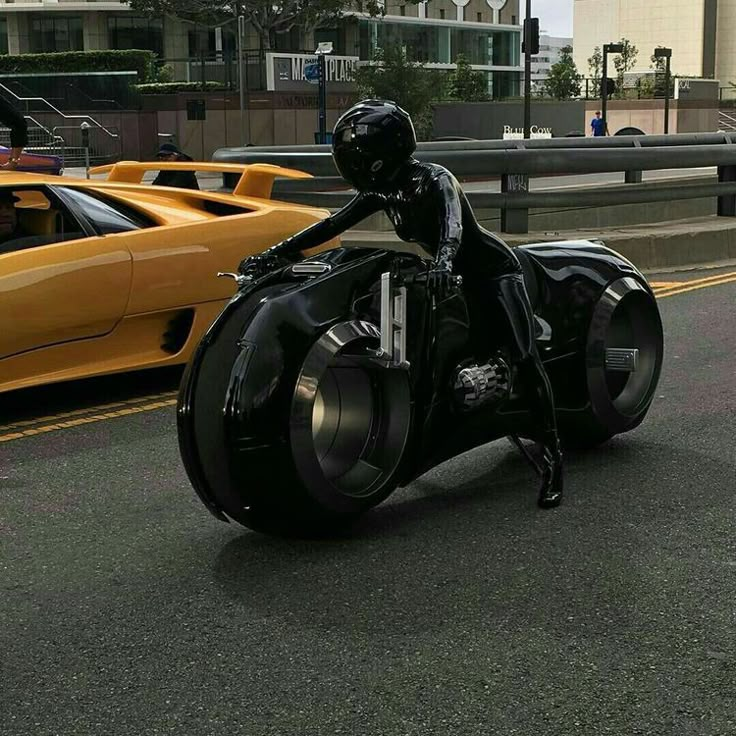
(0, 186, 133, 360)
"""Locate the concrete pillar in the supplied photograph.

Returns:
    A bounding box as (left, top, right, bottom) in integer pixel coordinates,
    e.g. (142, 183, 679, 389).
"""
(163, 17, 190, 81)
(163, 16, 189, 59)
(83, 12, 109, 51)
(8, 14, 31, 55)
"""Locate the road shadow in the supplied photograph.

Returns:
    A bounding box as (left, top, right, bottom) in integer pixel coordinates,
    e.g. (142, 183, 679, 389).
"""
(209, 435, 674, 637)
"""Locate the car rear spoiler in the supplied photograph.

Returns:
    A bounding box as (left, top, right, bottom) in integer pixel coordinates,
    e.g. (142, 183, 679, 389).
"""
(88, 161, 312, 199)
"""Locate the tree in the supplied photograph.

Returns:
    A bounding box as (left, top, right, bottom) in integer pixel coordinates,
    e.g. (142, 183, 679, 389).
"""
(448, 54, 489, 102)
(613, 38, 638, 98)
(650, 51, 675, 97)
(543, 45, 581, 100)
(353, 45, 444, 139)
(588, 46, 603, 91)
(126, 0, 393, 52)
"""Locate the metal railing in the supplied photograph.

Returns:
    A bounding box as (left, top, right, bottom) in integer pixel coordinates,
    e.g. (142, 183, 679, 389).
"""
(213, 132, 736, 233)
(0, 83, 120, 141)
(0, 113, 64, 159)
(718, 110, 736, 134)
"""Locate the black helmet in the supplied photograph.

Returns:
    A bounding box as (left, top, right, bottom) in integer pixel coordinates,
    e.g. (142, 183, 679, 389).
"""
(332, 99, 416, 190)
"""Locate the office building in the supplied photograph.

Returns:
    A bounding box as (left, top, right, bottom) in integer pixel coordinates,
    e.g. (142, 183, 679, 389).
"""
(573, 0, 727, 83)
(0, 0, 522, 97)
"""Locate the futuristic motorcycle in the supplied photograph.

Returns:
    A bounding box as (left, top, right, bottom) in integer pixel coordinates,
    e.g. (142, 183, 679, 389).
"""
(177, 240, 663, 536)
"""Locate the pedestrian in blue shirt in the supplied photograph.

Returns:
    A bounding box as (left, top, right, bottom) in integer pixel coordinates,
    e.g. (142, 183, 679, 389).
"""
(591, 111, 608, 136)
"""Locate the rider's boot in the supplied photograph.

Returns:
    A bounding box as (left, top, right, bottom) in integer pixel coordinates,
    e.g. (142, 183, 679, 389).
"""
(538, 433, 563, 509)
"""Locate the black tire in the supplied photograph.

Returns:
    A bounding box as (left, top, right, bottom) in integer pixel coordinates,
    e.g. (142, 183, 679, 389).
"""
(560, 276, 663, 451)
(180, 314, 411, 537)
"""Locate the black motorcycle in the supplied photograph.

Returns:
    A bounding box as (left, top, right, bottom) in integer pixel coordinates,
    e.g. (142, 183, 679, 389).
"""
(177, 240, 663, 536)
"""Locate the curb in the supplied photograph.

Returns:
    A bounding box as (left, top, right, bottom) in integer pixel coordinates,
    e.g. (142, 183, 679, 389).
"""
(342, 216, 736, 272)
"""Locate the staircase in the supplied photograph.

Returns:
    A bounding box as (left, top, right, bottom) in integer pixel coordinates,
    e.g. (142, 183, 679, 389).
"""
(0, 83, 122, 168)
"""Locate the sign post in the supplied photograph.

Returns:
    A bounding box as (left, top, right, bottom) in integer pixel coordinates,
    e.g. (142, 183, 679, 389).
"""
(654, 47, 672, 134)
(601, 43, 624, 135)
(80, 122, 90, 179)
(237, 11, 248, 145)
(314, 42, 333, 144)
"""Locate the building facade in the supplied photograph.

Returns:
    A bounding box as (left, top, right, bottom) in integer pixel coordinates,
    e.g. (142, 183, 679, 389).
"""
(530, 34, 573, 90)
(573, 0, 725, 83)
(0, 0, 522, 97)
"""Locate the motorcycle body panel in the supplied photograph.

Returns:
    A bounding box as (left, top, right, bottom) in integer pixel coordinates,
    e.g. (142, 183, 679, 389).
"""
(178, 242, 661, 525)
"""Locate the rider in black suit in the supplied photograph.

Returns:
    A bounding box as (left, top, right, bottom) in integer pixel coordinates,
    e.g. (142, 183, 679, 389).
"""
(240, 100, 564, 508)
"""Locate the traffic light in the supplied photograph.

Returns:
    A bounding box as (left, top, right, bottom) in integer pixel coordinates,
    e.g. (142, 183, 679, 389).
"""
(601, 77, 616, 97)
(522, 17, 540, 56)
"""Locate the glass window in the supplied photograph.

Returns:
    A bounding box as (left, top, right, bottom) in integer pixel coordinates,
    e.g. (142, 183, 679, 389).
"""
(359, 20, 520, 67)
(58, 187, 154, 234)
(187, 26, 236, 57)
(108, 16, 164, 58)
(359, 20, 451, 64)
(0, 18, 8, 55)
(451, 27, 520, 66)
(30, 17, 84, 53)
(272, 26, 302, 52)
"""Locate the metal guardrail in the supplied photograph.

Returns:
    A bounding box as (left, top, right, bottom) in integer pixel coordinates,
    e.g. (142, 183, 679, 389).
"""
(213, 132, 736, 233)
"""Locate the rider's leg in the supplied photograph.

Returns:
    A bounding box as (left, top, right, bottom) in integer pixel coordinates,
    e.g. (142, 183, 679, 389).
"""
(490, 273, 563, 508)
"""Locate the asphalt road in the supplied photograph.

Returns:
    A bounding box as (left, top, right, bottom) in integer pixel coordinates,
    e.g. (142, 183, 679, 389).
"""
(1, 270, 735, 736)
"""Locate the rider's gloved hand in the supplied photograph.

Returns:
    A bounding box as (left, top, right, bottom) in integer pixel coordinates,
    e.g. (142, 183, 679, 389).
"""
(427, 247, 462, 299)
(238, 251, 290, 280)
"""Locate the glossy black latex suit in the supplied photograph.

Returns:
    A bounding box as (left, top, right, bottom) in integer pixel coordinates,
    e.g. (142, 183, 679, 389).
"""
(245, 159, 563, 508)
(0, 95, 29, 149)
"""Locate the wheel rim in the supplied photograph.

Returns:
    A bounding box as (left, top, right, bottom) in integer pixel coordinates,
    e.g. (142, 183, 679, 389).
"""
(291, 321, 411, 510)
(587, 277, 663, 431)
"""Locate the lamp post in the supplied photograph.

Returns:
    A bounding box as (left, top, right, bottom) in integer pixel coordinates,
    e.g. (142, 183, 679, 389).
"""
(236, 4, 248, 145)
(522, 0, 539, 139)
(654, 46, 672, 134)
(601, 42, 624, 135)
(314, 42, 333, 144)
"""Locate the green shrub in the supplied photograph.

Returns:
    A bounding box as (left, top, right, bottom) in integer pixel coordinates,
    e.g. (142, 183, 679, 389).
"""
(134, 81, 227, 94)
(0, 50, 158, 83)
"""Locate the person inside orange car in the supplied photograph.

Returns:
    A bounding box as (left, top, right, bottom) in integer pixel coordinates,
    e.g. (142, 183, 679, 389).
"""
(0, 189, 27, 245)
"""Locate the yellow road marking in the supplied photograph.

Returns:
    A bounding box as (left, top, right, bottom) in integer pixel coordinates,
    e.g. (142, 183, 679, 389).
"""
(655, 271, 736, 298)
(650, 281, 682, 289)
(2, 270, 735, 444)
(0, 398, 177, 442)
(0, 390, 178, 432)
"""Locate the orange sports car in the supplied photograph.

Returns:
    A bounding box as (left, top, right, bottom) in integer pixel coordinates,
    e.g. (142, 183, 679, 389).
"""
(0, 162, 338, 394)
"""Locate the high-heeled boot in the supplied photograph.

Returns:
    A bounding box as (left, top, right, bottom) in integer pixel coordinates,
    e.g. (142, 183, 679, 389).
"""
(538, 435, 563, 509)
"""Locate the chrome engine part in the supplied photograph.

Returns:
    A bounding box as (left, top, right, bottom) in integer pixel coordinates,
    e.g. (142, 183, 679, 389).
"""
(452, 356, 511, 412)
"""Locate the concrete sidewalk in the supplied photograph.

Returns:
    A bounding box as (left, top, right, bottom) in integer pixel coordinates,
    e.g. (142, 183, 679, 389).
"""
(342, 216, 736, 272)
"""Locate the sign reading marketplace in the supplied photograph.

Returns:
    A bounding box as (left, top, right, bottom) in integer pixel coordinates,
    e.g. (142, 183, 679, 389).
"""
(266, 52, 360, 92)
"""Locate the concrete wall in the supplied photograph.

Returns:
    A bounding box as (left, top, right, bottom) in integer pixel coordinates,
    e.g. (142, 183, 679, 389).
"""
(139, 92, 357, 159)
(433, 100, 586, 139)
(583, 100, 718, 136)
(384, 0, 519, 24)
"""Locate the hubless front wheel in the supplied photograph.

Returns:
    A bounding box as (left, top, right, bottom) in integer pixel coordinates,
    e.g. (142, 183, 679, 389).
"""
(290, 321, 412, 514)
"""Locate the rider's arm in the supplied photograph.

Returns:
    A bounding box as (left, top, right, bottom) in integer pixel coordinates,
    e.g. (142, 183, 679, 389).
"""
(432, 172, 463, 271)
(265, 192, 381, 261)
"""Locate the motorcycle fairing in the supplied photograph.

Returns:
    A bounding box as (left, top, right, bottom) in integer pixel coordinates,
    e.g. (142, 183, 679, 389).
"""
(178, 241, 650, 520)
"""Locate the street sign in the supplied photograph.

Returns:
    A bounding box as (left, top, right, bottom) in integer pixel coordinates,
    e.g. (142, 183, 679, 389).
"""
(304, 62, 320, 85)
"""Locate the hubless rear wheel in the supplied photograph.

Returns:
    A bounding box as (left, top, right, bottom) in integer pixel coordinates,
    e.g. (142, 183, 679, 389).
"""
(561, 276, 663, 449)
